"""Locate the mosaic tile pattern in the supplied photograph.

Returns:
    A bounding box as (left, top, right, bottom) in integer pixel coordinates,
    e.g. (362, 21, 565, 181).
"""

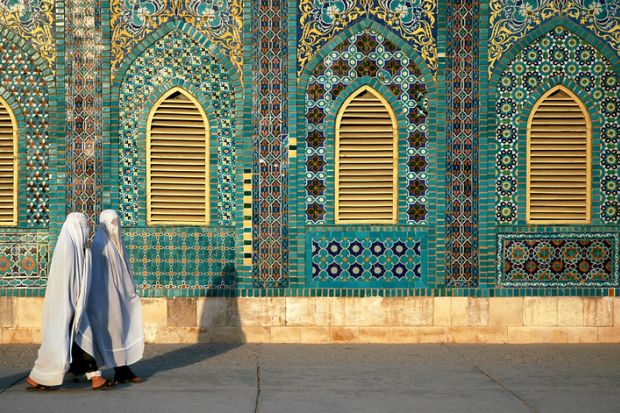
(111, 0, 242, 76)
(445, 0, 479, 287)
(0, 36, 50, 226)
(0, 0, 55, 69)
(304, 29, 429, 224)
(495, 26, 619, 224)
(0, 231, 49, 288)
(489, 0, 620, 75)
(118, 30, 236, 226)
(251, 0, 288, 288)
(309, 233, 424, 288)
(65, 0, 103, 223)
(126, 229, 236, 289)
(298, 0, 437, 73)
(498, 233, 619, 287)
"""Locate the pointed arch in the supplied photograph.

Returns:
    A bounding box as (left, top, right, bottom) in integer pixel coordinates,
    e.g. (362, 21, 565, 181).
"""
(109, 23, 243, 216)
(146, 87, 209, 225)
(335, 86, 398, 224)
(526, 85, 591, 224)
(0, 96, 18, 226)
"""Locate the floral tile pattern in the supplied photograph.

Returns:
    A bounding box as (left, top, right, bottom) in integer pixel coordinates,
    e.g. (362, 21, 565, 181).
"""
(65, 0, 104, 223)
(498, 233, 619, 286)
(309, 233, 424, 287)
(445, 0, 479, 287)
(126, 229, 236, 289)
(251, 0, 289, 288)
(0, 232, 48, 287)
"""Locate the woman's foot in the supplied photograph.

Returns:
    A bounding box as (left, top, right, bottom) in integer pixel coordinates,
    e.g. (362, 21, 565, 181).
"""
(114, 366, 142, 384)
(26, 376, 57, 391)
(91, 376, 114, 390)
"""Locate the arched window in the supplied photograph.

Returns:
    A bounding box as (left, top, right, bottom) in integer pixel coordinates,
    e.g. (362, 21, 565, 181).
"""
(147, 88, 209, 225)
(526, 86, 591, 224)
(0, 97, 17, 226)
(335, 86, 398, 224)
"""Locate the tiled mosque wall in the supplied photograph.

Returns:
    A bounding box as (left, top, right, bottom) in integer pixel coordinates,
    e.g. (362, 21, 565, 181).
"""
(0, 0, 618, 305)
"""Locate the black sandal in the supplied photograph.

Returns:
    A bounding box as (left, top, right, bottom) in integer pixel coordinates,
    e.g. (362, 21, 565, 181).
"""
(114, 366, 142, 384)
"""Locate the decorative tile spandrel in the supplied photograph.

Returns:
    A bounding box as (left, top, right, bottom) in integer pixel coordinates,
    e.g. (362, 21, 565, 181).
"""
(0, 0, 55, 70)
(111, 0, 243, 77)
(298, 0, 437, 74)
(489, 0, 620, 75)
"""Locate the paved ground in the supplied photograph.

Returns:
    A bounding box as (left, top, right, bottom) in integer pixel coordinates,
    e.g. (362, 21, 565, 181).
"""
(0, 344, 619, 413)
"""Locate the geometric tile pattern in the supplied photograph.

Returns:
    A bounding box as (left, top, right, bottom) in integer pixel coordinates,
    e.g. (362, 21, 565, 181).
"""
(110, 0, 243, 76)
(0, 0, 55, 69)
(495, 26, 620, 223)
(0, 37, 50, 226)
(0, 231, 49, 288)
(125, 229, 236, 289)
(489, 0, 620, 75)
(309, 233, 424, 288)
(298, 0, 437, 73)
(118, 31, 236, 226)
(251, 0, 288, 288)
(304, 29, 429, 224)
(445, 0, 480, 287)
(498, 233, 619, 287)
(64, 0, 103, 224)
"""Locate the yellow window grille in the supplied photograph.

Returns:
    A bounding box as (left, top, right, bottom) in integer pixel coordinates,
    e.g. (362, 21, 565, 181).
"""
(526, 86, 591, 224)
(147, 88, 209, 225)
(335, 86, 398, 224)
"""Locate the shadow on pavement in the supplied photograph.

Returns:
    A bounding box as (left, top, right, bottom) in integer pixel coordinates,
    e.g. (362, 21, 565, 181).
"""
(131, 343, 242, 381)
(0, 371, 28, 393)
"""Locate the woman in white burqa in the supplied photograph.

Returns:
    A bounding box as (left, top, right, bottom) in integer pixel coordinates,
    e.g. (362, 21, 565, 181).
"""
(27, 212, 110, 390)
(75, 209, 144, 384)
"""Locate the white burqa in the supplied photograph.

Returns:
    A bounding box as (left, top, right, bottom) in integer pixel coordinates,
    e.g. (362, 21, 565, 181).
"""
(75, 210, 144, 368)
(29, 212, 92, 386)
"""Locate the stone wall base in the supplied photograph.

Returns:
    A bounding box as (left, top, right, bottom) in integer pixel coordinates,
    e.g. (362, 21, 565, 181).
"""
(2, 296, 619, 344)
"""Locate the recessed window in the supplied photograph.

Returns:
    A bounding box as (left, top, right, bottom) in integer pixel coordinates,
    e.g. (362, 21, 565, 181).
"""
(0, 97, 17, 226)
(526, 86, 591, 224)
(335, 86, 398, 224)
(147, 88, 209, 225)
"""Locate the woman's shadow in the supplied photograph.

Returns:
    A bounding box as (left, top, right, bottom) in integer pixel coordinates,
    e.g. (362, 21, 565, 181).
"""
(131, 263, 245, 381)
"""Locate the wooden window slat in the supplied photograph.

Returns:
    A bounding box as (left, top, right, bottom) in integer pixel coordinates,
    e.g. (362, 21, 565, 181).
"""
(526, 87, 591, 224)
(335, 87, 398, 224)
(147, 88, 209, 225)
(0, 98, 17, 226)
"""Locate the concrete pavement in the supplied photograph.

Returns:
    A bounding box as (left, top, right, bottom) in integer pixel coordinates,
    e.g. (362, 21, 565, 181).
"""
(1, 344, 619, 413)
